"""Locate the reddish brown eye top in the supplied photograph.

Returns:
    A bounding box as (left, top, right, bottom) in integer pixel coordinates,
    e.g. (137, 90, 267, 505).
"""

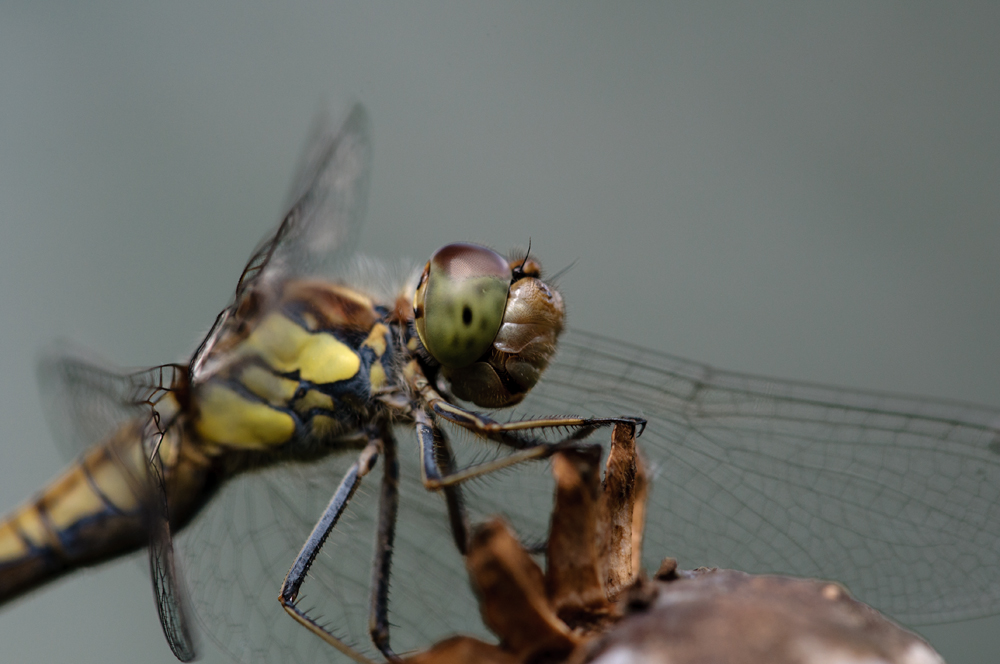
(434, 243, 511, 282)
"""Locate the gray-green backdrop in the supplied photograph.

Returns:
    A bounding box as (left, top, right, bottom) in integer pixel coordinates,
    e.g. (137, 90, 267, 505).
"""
(0, 3, 997, 663)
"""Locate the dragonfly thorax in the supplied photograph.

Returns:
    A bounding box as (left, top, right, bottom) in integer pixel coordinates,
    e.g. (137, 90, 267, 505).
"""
(190, 279, 395, 451)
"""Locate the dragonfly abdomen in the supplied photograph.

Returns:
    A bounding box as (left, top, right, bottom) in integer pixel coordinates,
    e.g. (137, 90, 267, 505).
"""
(0, 425, 151, 604)
(0, 417, 219, 607)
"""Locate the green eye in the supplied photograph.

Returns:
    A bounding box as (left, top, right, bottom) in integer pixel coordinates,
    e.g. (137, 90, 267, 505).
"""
(414, 243, 511, 368)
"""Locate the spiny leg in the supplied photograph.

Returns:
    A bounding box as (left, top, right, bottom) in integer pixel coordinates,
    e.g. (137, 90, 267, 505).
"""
(279, 432, 382, 664)
(413, 414, 470, 554)
(416, 407, 606, 490)
(377, 393, 470, 553)
(409, 360, 645, 449)
(368, 425, 400, 662)
(435, 427, 471, 555)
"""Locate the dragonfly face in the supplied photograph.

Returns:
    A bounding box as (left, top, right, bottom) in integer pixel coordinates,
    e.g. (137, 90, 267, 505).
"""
(414, 242, 565, 407)
(2, 103, 1000, 664)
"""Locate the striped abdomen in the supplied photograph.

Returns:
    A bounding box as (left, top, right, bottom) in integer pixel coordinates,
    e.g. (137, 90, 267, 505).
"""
(0, 422, 213, 604)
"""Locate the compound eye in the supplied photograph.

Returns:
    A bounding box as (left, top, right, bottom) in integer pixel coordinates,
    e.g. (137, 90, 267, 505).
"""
(413, 243, 511, 368)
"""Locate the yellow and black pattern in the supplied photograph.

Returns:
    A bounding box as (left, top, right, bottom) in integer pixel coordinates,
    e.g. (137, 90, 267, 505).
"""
(191, 283, 395, 453)
(0, 281, 396, 604)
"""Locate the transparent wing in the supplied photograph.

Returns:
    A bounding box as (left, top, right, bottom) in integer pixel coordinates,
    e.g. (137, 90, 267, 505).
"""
(191, 104, 372, 377)
(39, 103, 370, 454)
(176, 324, 1000, 663)
(37, 349, 199, 656)
(148, 442, 198, 662)
(37, 346, 181, 457)
(40, 325, 1000, 664)
(174, 430, 518, 664)
(520, 328, 1000, 625)
(242, 103, 372, 289)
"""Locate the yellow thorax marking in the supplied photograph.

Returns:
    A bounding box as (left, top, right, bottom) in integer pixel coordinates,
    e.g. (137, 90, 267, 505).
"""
(195, 382, 296, 449)
(369, 362, 387, 391)
(240, 312, 361, 385)
(362, 323, 389, 357)
(241, 364, 299, 406)
(362, 323, 390, 391)
(296, 389, 335, 413)
(310, 414, 345, 439)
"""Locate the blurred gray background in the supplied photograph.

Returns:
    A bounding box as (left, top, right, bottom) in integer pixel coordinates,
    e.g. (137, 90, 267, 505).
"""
(0, 2, 998, 663)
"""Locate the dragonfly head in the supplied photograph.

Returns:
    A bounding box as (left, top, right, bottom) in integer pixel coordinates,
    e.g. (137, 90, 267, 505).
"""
(413, 242, 565, 407)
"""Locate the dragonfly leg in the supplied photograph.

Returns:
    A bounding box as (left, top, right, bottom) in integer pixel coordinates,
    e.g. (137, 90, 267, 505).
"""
(408, 360, 646, 449)
(434, 427, 471, 554)
(416, 407, 603, 490)
(411, 413, 471, 553)
(368, 425, 400, 662)
(279, 430, 383, 664)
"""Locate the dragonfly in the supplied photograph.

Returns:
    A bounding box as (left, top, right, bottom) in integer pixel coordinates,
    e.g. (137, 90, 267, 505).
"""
(1, 103, 999, 664)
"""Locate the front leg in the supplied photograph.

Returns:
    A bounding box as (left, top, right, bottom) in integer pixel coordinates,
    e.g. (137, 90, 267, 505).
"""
(415, 406, 606, 489)
(407, 359, 645, 450)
